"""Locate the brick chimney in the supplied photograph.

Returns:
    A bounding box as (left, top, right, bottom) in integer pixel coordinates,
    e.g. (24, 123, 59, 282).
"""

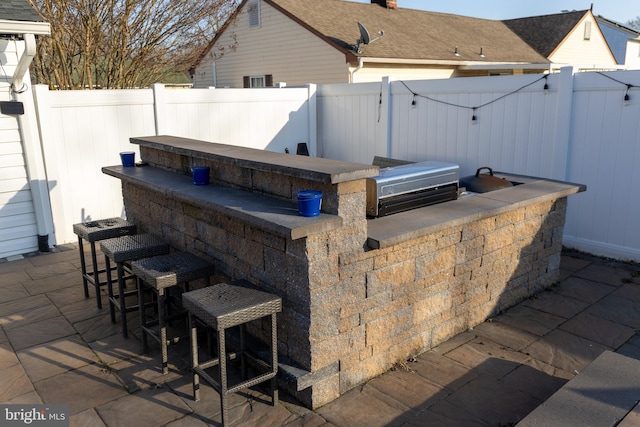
(371, 0, 397, 9)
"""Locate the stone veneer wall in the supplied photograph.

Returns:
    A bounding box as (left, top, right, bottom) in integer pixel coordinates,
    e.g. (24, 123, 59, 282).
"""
(122, 146, 568, 409)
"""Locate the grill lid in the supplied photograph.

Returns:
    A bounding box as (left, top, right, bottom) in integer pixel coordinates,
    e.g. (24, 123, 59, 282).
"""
(460, 167, 512, 193)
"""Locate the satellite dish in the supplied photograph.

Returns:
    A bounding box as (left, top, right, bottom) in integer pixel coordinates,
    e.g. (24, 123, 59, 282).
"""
(358, 22, 371, 45)
(354, 22, 384, 53)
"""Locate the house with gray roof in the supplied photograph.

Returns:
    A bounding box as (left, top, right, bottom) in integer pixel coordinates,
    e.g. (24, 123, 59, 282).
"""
(595, 15, 640, 69)
(192, 0, 551, 88)
(504, 9, 618, 71)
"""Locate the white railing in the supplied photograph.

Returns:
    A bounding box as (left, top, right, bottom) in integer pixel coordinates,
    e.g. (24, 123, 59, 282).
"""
(30, 69, 640, 262)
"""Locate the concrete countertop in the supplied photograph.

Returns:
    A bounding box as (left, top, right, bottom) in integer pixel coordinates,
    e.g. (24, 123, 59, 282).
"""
(130, 135, 379, 185)
(366, 173, 586, 249)
(103, 165, 343, 240)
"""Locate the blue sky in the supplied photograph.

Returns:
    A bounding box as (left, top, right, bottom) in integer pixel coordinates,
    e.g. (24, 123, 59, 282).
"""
(349, 1, 639, 24)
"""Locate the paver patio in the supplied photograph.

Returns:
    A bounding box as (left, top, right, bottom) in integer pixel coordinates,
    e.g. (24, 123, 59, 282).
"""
(1, 244, 639, 426)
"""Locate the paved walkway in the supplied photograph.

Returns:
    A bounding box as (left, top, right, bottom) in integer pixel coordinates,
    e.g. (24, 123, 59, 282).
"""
(1, 244, 640, 426)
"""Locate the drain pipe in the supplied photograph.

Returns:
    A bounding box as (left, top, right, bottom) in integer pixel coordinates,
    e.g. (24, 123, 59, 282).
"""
(13, 34, 56, 251)
(350, 57, 364, 83)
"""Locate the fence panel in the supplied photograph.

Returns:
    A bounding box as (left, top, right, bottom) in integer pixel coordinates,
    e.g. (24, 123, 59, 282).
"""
(562, 70, 640, 261)
(35, 86, 156, 244)
(317, 82, 384, 165)
(318, 73, 565, 178)
(158, 86, 313, 155)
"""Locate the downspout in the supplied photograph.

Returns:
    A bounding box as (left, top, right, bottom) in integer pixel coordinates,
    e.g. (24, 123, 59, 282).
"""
(350, 57, 364, 83)
(12, 33, 36, 91)
(13, 33, 55, 251)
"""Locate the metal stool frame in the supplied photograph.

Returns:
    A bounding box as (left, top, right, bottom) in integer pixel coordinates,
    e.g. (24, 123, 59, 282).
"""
(183, 283, 281, 426)
(132, 252, 214, 374)
(100, 234, 170, 338)
(72, 218, 136, 309)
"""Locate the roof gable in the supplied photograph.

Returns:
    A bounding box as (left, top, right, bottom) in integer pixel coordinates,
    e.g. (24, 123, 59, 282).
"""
(0, 0, 44, 23)
(503, 10, 589, 57)
(264, 0, 548, 63)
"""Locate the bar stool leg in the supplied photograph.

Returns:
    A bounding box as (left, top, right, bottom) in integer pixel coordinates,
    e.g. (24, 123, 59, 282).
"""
(219, 327, 228, 427)
(190, 312, 201, 401)
(78, 236, 89, 298)
(158, 288, 168, 374)
(270, 313, 278, 406)
(116, 262, 129, 338)
(89, 241, 102, 309)
(138, 280, 149, 354)
(105, 256, 117, 324)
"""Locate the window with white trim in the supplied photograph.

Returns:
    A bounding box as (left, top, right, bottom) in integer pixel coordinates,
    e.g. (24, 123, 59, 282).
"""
(248, 0, 260, 28)
(250, 76, 265, 88)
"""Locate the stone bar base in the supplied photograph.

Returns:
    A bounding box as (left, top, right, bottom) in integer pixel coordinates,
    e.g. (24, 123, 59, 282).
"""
(104, 136, 585, 409)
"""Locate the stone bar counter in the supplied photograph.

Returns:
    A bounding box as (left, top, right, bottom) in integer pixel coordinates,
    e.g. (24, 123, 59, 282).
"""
(103, 135, 585, 409)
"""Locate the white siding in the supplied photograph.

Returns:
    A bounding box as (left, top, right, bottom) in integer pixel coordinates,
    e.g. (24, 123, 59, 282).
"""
(0, 39, 38, 258)
(550, 14, 617, 68)
(194, 0, 349, 88)
(352, 63, 455, 83)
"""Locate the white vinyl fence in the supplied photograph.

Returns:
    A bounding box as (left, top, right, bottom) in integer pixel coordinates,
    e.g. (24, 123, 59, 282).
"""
(317, 68, 640, 262)
(27, 68, 640, 262)
(34, 84, 315, 244)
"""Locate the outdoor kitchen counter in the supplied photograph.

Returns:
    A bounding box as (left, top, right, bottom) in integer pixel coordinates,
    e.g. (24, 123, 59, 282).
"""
(102, 165, 343, 240)
(366, 173, 586, 249)
(129, 135, 379, 184)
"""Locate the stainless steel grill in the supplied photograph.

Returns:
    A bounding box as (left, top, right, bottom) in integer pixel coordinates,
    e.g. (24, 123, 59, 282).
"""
(366, 160, 459, 217)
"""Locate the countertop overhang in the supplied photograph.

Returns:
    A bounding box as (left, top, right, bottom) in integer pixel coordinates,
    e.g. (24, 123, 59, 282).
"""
(366, 173, 586, 249)
(103, 165, 343, 240)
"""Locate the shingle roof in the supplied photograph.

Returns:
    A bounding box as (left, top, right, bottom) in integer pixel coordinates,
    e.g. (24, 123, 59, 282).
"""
(266, 0, 549, 63)
(0, 0, 44, 23)
(503, 10, 588, 58)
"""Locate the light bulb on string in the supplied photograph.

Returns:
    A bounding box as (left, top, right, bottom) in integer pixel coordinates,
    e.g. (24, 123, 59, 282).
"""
(624, 85, 631, 106)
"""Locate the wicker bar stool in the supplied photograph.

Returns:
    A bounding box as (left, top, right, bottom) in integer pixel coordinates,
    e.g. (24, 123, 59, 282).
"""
(131, 251, 214, 374)
(72, 218, 136, 309)
(100, 234, 170, 338)
(183, 283, 282, 426)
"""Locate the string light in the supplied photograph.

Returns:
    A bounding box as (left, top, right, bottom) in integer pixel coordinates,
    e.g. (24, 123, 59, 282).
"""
(595, 72, 637, 106)
(543, 75, 549, 93)
(400, 74, 549, 123)
(624, 84, 631, 106)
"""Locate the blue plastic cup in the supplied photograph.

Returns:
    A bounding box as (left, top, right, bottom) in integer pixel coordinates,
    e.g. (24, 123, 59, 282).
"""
(191, 166, 210, 185)
(297, 190, 322, 217)
(120, 151, 135, 167)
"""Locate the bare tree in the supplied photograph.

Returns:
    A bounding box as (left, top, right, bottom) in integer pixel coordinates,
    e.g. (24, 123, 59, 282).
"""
(627, 17, 640, 31)
(28, 0, 240, 89)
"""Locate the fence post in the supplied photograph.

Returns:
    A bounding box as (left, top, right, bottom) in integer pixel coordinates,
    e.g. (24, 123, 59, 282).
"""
(307, 84, 318, 157)
(375, 76, 392, 158)
(152, 83, 166, 135)
(550, 66, 575, 180)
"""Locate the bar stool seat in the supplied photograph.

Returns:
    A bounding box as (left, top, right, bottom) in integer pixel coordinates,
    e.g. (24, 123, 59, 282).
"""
(183, 283, 282, 427)
(72, 218, 136, 309)
(131, 251, 214, 374)
(100, 234, 170, 338)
